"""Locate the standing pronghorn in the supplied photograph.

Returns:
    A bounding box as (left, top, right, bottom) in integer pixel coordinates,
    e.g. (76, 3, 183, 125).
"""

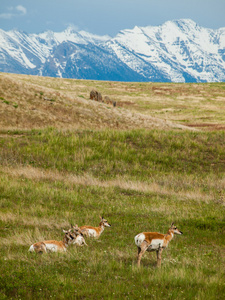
(28, 229, 75, 253)
(71, 225, 88, 246)
(79, 216, 111, 238)
(135, 223, 183, 267)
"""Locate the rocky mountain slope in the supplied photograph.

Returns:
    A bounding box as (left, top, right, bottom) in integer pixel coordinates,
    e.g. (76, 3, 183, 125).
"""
(0, 19, 225, 82)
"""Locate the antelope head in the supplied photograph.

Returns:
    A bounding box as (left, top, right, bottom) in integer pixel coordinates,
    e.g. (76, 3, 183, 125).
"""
(170, 222, 183, 235)
(100, 215, 111, 227)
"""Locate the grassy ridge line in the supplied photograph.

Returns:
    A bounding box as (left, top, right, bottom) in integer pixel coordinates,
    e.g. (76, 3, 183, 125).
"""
(1, 72, 225, 131)
(0, 73, 192, 131)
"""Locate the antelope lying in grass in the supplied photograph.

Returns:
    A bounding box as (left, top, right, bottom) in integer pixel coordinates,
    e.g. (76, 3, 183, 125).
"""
(28, 229, 75, 253)
(79, 216, 111, 238)
(71, 225, 88, 246)
(135, 223, 183, 267)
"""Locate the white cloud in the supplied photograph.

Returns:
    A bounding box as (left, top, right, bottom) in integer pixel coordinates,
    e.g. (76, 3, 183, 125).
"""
(0, 13, 14, 19)
(16, 5, 27, 15)
(65, 23, 79, 31)
(0, 5, 27, 19)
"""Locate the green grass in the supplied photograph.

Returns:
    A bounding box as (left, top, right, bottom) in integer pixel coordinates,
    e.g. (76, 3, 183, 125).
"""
(1, 128, 225, 177)
(0, 128, 225, 299)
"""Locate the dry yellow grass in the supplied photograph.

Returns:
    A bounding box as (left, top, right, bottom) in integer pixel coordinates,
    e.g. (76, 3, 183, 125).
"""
(2, 165, 224, 206)
(2, 72, 221, 131)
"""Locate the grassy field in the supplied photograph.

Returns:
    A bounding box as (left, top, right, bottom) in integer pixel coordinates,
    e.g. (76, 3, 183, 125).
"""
(0, 73, 225, 299)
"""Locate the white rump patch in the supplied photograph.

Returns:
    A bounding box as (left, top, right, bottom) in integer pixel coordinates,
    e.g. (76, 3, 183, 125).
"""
(28, 245, 34, 252)
(134, 233, 145, 247)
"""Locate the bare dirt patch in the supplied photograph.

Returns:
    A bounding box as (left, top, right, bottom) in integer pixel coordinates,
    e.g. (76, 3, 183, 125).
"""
(187, 123, 225, 131)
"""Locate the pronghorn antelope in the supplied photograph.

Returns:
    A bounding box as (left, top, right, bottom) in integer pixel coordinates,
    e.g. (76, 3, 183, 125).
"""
(79, 216, 111, 238)
(135, 223, 183, 267)
(71, 225, 88, 246)
(28, 229, 75, 253)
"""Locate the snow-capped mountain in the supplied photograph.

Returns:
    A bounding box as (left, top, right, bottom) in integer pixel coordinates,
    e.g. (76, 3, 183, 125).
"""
(0, 19, 225, 82)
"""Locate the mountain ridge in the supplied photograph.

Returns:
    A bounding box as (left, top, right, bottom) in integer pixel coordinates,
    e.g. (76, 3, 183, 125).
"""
(0, 19, 225, 82)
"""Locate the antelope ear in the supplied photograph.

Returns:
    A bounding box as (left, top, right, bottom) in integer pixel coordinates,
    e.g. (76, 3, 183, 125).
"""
(171, 222, 174, 227)
(99, 215, 103, 219)
(63, 229, 67, 233)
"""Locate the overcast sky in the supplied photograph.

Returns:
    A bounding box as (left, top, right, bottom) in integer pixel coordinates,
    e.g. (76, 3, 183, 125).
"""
(0, 0, 225, 36)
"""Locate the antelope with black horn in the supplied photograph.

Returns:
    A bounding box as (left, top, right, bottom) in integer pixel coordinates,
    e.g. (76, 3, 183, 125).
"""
(79, 216, 111, 238)
(28, 229, 75, 253)
(135, 223, 183, 267)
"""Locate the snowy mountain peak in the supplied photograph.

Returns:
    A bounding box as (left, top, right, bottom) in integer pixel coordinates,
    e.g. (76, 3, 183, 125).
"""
(0, 19, 225, 82)
(167, 18, 198, 28)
